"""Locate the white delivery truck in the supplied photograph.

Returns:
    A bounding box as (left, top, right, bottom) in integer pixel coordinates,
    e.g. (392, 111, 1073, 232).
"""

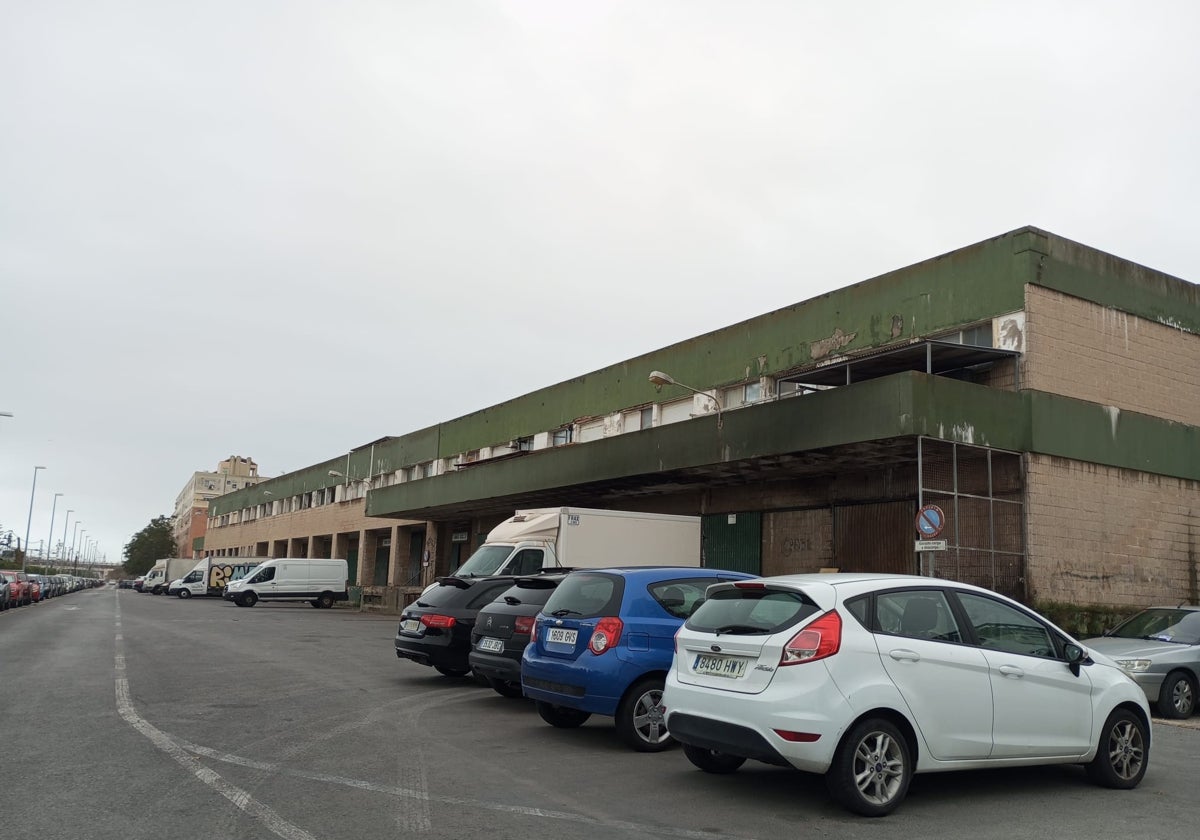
(169, 558, 259, 598)
(453, 507, 702, 577)
(142, 558, 197, 595)
(224, 558, 349, 609)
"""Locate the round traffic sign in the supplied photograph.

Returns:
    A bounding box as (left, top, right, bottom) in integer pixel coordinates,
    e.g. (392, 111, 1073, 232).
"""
(915, 504, 945, 538)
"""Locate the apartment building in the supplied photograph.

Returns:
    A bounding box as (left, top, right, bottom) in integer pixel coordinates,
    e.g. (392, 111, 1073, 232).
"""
(172, 456, 265, 558)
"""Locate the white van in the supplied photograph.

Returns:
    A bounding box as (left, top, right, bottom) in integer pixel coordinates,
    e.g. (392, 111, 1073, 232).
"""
(224, 558, 349, 609)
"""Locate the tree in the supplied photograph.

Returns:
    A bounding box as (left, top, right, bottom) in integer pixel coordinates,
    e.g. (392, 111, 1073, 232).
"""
(123, 515, 176, 575)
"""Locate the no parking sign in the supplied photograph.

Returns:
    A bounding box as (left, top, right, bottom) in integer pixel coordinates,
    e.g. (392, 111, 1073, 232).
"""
(915, 504, 945, 538)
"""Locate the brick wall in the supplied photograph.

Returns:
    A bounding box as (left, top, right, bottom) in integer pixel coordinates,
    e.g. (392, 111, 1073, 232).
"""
(1024, 286, 1200, 425)
(1025, 453, 1200, 608)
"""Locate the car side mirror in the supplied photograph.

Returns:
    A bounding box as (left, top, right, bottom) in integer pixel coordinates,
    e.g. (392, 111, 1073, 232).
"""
(1064, 642, 1085, 676)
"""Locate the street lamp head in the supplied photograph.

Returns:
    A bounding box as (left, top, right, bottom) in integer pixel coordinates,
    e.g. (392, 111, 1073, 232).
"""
(648, 370, 677, 391)
(328, 470, 344, 478)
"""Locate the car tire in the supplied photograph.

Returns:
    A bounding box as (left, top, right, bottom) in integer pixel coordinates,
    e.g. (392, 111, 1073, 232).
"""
(826, 717, 912, 817)
(616, 677, 674, 752)
(536, 700, 591, 729)
(240, 592, 258, 608)
(178, 589, 191, 599)
(310, 600, 321, 608)
(683, 744, 746, 774)
(434, 665, 471, 678)
(317, 593, 335, 609)
(490, 679, 524, 699)
(1086, 707, 1149, 789)
(1156, 671, 1196, 719)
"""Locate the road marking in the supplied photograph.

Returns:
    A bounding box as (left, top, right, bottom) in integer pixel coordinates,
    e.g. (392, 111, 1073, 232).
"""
(113, 592, 319, 840)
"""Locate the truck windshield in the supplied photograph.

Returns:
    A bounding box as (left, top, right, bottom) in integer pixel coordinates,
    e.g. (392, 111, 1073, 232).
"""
(455, 545, 513, 577)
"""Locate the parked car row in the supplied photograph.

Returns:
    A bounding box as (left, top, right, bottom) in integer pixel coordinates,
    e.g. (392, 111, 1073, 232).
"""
(391, 566, 1176, 817)
(0, 571, 105, 610)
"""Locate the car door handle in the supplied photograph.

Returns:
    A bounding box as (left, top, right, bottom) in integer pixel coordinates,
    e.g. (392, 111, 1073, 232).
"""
(998, 665, 1024, 678)
(889, 649, 921, 662)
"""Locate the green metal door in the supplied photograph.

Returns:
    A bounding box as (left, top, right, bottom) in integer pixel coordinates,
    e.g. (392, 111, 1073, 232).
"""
(702, 512, 762, 575)
(347, 548, 358, 588)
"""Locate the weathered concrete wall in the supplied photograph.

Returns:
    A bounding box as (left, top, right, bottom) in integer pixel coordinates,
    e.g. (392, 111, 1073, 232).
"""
(1024, 285, 1200, 426)
(1025, 453, 1200, 608)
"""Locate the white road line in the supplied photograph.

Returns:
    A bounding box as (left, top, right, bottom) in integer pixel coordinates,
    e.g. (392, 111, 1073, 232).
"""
(174, 739, 743, 840)
(113, 590, 320, 840)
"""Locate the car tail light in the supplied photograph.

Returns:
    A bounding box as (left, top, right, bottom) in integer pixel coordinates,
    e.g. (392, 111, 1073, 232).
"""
(588, 617, 624, 654)
(530, 618, 539, 642)
(734, 581, 766, 589)
(774, 729, 822, 742)
(780, 610, 841, 666)
(514, 616, 535, 635)
(420, 614, 456, 629)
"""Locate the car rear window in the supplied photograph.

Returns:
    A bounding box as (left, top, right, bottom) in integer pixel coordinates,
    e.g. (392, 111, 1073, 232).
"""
(497, 580, 560, 608)
(648, 577, 727, 619)
(542, 573, 623, 618)
(687, 586, 821, 635)
(415, 580, 476, 608)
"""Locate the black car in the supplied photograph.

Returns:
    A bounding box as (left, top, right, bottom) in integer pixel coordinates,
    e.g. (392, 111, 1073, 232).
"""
(394, 575, 523, 678)
(469, 574, 568, 698)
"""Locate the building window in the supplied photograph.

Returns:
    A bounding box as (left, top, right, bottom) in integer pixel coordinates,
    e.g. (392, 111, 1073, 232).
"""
(551, 427, 573, 446)
(515, 436, 534, 452)
(744, 381, 763, 403)
(420, 461, 435, 479)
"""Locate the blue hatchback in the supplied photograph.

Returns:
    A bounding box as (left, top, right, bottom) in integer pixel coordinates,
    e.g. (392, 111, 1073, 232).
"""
(521, 566, 757, 751)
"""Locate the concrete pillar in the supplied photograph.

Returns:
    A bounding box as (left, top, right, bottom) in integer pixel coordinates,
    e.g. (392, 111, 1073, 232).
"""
(359, 528, 378, 587)
(421, 521, 440, 587)
(387, 525, 400, 585)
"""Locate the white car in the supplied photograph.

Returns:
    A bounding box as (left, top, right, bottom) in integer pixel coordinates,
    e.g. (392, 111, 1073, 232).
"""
(663, 573, 1151, 817)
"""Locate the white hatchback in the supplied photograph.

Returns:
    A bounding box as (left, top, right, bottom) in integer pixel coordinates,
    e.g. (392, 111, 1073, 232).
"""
(663, 573, 1151, 816)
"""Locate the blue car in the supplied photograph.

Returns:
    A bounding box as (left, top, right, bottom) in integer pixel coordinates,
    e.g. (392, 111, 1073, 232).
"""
(521, 566, 757, 751)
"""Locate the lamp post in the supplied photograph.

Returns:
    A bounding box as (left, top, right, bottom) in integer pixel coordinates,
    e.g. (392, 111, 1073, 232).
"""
(60, 510, 74, 564)
(46, 492, 63, 568)
(21, 465, 45, 572)
(72, 525, 83, 575)
(648, 370, 724, 429)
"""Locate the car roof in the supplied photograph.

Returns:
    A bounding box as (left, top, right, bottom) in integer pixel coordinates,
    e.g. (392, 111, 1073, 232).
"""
(571, 566, 757, 581)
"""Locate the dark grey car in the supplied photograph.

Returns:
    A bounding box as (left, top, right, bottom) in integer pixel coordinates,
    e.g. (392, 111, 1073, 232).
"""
(1084, 606, 1200, 718)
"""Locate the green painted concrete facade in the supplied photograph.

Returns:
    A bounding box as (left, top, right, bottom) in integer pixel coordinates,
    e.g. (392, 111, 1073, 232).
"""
(362, 372, 1198, 519)
(211, 226, 1198, 521)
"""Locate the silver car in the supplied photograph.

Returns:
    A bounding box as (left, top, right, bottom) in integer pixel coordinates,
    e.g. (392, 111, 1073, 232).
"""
(1084, 606, 1200, 719)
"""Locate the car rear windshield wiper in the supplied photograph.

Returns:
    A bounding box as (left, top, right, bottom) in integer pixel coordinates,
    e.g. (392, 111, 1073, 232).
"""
(504, 596, 523, 606)
(551, 608, 582, 617)
(713, 624, 769, 635)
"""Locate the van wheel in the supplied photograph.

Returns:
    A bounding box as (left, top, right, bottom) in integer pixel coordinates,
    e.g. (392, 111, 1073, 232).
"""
(240, 592, 257, 608)
(536, 701, 591, 729)
(178, 589, 191, 599)
(683, 744, 746, 774)
(310, 600, 321, 608)
(617, 677, 673, 752)
(317, 593, 335, 609)
(826, 717, 911, 817)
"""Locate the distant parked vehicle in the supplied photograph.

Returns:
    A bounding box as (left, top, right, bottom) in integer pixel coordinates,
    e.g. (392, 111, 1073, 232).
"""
(0, 571, 32, 606)
(1084, 606, 1200, 719)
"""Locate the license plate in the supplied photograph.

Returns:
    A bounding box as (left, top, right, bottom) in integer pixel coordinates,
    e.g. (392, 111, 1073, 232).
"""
(478, 637, 504, 653)
(401, 619, 421, 633)
(546, 627, 578, 645)
(692, 653, 748, 679)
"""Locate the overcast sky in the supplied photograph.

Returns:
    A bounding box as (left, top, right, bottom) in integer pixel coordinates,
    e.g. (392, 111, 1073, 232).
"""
(3, 1, 1198, 566)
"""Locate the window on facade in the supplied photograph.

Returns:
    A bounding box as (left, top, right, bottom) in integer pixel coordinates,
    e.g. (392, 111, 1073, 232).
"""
(421, 461, 435, 479)
(515, 436, 534, 452)
(744, 381, 763, 403)
(551, 427, 573, 446)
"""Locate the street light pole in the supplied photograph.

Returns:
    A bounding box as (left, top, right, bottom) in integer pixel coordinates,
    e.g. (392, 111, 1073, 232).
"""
(71, 524, 83, 575)
(21, 465, 45, 572)
(46, 492, 63, 568)
(60, 510, 74, 564)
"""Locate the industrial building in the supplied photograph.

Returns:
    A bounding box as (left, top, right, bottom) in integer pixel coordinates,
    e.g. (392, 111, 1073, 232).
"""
(204, 227, 1200, 611)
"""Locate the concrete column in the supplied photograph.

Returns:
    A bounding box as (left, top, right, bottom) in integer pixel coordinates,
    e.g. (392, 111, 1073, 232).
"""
(421, 521, 440, 587)
(387, 525, 400, 585)
(359, 528, 378, 587)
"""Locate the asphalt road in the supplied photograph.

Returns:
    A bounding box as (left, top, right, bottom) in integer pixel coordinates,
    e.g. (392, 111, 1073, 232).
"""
(1, 587, 1195, 840)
